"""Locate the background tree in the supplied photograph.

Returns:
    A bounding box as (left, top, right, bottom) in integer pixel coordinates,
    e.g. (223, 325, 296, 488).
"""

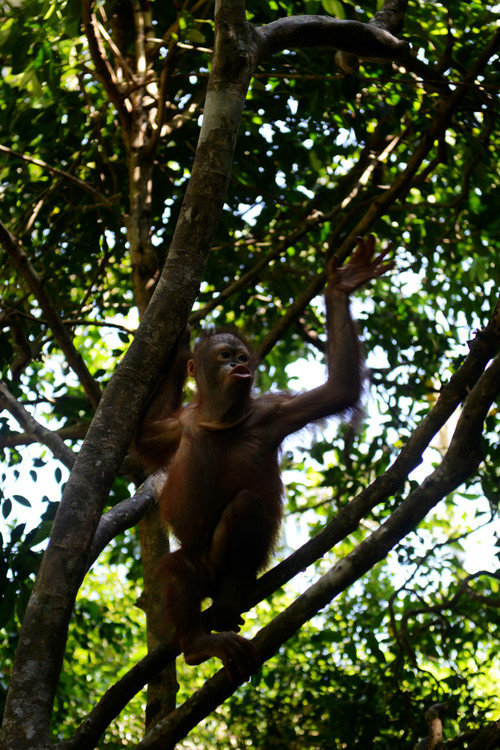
(1, 0, 499, 748)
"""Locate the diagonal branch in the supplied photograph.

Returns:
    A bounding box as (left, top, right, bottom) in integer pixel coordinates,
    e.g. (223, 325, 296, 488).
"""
(190, 212, 326, 325)
(193, 117, 404, 329)
(467, 720, 500, 749)
(87, 473, 163, 567)
(2, 8, 259, 742)
(62, 298, 500, 749)
(81, 0, 132, 134)
(133, 351, 500, 749)
(255, 30, 500, 359)
(0, 145, 114, 209)
(59, 638, 179, 750)
(248, 298, 500, 604)
(0, 381, 76, 469)
(0, 222, 102, 409)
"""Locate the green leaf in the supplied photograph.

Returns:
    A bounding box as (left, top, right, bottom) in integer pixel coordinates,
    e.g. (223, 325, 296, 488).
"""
(321, 0, 345, 18)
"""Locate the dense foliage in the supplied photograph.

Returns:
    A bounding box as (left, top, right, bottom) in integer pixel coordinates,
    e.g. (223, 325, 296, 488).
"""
(1, 0, 499, 747)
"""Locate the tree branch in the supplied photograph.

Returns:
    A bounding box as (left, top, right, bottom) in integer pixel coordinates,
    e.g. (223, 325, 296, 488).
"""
(370, 0, 408, 34)
(7, 9, 500, 750)
(193, 115, 404, 332)
(59, 640, 179, 750)
(0, 381, 76, 469)
(0, 145, 114, 209)
(467, 721, 500, 750)
(87, 472, 163, 567)
(256, 1, 448, 91)
(0, 222, 102, 409)
(255, 16, 410, 66)
(255, 32, 499, 359)
(81, 0, 132, 134)
(60, 302, 500, 748)
(1, 8, 258, 743)
(249, 306, 500, 605)
(190, 211, 325, 326)
(132, 351, 500, 749)
(0, 423, 89, 450)
(397, 571, 500, 660)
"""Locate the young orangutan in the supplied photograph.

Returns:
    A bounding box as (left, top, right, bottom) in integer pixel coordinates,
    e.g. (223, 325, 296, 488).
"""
(136, 235, 393, 681)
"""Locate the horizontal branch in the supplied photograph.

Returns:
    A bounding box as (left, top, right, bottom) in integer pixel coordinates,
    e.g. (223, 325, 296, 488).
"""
(256, 16, 410, 66)
(0, 422, 89, 450)
(255, 1, 448, 91)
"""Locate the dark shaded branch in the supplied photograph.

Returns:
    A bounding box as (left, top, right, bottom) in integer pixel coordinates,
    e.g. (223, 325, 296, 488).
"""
(0, 381, 76, 469)
(255, 16, 410, 66)
(81, 0, 131, 134)
(333, 0, 411, 76)
(467, 721, 500, 750)
(133, 351, 500, 749)
(0, 423, 89, 450)
(256, 1, 448, 92)
(58, 640, 179, 750)
(249, 307, 500, 605)
(87, 473, 163, 566)
(96, 8, 136, 82)
(0, 145, 113, 209)
(370, 0, 408, 34)
(255, 31, 499, 359)
(0, 222, 102, 409)
(61, 302, 500, 749)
